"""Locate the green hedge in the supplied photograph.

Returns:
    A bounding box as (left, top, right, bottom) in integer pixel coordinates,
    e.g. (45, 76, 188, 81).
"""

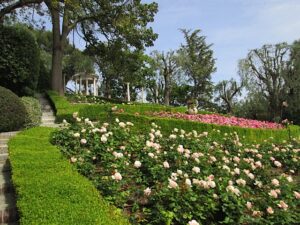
(21, 96, 42, 128)
(47, 91, 300, 143)
(8, 127, 130, 225)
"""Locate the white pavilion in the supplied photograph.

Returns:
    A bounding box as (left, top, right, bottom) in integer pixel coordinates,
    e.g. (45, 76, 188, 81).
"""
(72, 72, 99, 96)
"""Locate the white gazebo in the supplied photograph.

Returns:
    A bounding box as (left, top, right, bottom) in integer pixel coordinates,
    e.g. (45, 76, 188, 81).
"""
(72, 72, 99, 96)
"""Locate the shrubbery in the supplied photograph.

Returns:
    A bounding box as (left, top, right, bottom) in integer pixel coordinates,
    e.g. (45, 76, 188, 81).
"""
(0, 25, 40, 96)
(52, 116, 300, 225)
(9, 127, 130, 225)
(0, 86, 26, 132)
(21, 96, 42, 128)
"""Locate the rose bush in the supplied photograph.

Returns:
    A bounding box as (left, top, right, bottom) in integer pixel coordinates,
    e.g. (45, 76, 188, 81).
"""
(150, 112, 284, 129)
(51, 114, 299, 225)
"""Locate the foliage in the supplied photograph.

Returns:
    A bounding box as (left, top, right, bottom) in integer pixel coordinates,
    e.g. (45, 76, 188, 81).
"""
(239, 43, 290, 121)
(215, 79, 243, 114)
(150, 50, 179, 105)
(21, 96, 42, 128)
(52, 117, 300, 225)
(0, 25, 40, 96)
(178, 29, 216, 104)
(0, 86, 26, 132)
(8, 127, 130, 225)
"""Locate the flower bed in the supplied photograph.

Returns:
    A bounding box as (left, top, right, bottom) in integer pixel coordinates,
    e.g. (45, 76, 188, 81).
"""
(151, 112, 284, 129)
(51, 115, 300, 225)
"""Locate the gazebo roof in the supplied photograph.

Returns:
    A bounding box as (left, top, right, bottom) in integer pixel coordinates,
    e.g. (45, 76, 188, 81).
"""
(72, 72, 98, 80)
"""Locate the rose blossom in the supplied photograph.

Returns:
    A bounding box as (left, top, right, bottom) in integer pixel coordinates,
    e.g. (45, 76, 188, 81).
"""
(274, 161, 282, 168)
(70, 157, 77, 163)
(148, 153, 155, 158)
(271, 179, 280, 186)
(266, 207, 274, 214)
(134, 161, 142, 168)
(80, 139, 87, 144)
(188, 220, 199, 225)
(294, 191, 300, 199)
(246, 201, 252, 209)
(185, 178, 192, 187)
(101, 135, 107, 143)
(144, 187, 151, 196)
(112, 172, 122, 181)
(73, 133, 80, 138)
(277, 200, 288, 210)
(192, 167, 200, 173)
(268, 190, 278, 198)
(168, 179, 178, 189)
(177, 145, 184, 154)
(236, 178, 246, 187)
(163, 161, 170, 168)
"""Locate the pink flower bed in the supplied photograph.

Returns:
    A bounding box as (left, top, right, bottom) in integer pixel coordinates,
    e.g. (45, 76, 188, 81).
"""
(151, 112, 284, 129)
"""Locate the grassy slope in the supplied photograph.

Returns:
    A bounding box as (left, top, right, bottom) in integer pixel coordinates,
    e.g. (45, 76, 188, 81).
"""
(8, 127, 129, 225)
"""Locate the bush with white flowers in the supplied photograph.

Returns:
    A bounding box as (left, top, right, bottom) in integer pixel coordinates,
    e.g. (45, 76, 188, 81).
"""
(51, 114, 300, 225)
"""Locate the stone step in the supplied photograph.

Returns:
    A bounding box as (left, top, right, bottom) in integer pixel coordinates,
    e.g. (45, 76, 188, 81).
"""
(0, 193, 18, 224)
(42, 112, 54, 116)
(0, 145, 8, 154)
(0, 132, 19, 139)
(41, 123, 60, 128)
(0, 154, 8, 164)
(42, 118, 55, 123)
(0, 139, 9, 144)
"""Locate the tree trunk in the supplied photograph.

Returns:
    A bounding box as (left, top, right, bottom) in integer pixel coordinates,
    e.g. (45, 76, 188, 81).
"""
(164, 74, 170, 106)
(49, 2, 64, 95)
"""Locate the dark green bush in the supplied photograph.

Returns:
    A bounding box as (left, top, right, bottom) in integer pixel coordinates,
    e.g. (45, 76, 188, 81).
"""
(8, 127, 130, 225)
(0, 25, 40, 96)
(0, 86, 26, 132)
(21, 96, 42, 128)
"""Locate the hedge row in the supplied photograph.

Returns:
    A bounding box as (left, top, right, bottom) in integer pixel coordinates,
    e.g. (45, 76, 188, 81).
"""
(8, 127, 130, 225)
(47, 91, 300, 143)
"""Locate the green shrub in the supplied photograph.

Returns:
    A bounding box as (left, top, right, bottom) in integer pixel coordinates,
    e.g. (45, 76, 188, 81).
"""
(21, 96, 42, 128)
(0, 25, 40, 96)
(8, 127, 130, 225)
(0, 86, 26, 132)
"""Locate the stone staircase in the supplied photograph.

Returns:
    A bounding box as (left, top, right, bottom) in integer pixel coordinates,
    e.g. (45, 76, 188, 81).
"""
(0, 132, 19, 225)
(37, 94, 59, 128)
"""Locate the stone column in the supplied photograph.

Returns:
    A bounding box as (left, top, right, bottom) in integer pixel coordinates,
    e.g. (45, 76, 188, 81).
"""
(126, 82, 130, 102)
(86, 79, 89, 95)
(93, 78, 96, 96)
(75, 79, 77, 94)
(79, 76, 82, 94)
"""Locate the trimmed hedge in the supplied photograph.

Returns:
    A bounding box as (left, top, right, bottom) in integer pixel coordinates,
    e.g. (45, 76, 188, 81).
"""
(0, 86, 26, 132)
(8, 127, 130, 225)
(21, 96, 42, 128)
(47, 91, 300, 143)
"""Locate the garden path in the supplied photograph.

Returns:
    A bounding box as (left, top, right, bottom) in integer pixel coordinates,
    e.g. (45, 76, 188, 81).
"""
(37, 94, 60, 128)
(0, 131, 19, 225)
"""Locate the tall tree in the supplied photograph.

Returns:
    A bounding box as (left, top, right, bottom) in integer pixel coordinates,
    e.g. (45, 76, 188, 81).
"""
(215, 78, 243, 114)
(0, 0, 158, 95)
(151, 50, 178, 106)
(178, 29, 216, 105)
(239, 43, 290, 120)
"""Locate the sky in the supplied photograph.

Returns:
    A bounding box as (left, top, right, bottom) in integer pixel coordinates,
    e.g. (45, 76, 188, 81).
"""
(141, 0, 300, 83)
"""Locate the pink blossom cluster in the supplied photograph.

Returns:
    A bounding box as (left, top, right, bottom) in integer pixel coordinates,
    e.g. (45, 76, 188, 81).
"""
(151, 112, 284, 129)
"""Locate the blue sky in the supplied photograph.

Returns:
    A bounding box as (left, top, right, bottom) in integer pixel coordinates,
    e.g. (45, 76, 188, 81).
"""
(142, 0, 300, 83)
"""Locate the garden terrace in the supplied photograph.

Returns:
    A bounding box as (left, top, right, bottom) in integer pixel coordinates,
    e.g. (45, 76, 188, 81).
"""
(8, 127, 129, 225)
(47, 91, 300, 143)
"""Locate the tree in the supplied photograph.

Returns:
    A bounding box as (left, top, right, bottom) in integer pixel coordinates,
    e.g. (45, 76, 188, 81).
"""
(151, 50, 179, 106)
(239, 43, 290, 121)
(0, 25, 40, 96)
(215, 79, 243, 114)
(178, 29, 216, 105)
(0, 0, 158, 95)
